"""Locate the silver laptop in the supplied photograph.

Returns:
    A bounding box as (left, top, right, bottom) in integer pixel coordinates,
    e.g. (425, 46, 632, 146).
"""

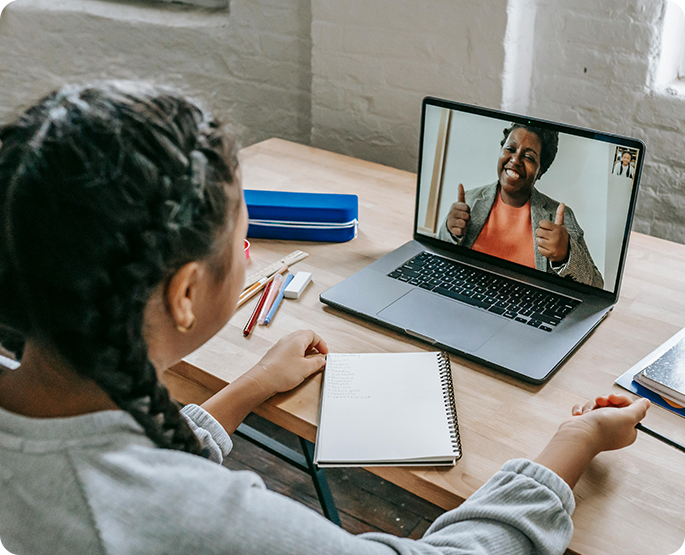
(320, 97, 644, 384)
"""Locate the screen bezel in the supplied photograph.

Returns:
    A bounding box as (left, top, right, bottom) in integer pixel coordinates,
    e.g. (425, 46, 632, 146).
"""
(413, 96, 645, 303)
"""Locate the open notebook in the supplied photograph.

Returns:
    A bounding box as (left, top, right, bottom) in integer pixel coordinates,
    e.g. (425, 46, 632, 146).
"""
(314, 352, 462, 467)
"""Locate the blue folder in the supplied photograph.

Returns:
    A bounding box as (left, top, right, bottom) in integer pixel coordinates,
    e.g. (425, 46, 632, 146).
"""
(616, 366, 685, 420)
(244, 190, 358, 243)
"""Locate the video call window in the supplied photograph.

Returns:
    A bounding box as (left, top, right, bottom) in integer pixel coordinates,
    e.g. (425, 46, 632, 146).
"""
(417, 106, 639, 293)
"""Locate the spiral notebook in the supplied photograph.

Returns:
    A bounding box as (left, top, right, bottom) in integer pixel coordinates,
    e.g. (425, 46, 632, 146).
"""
(314, 352, 462, 467)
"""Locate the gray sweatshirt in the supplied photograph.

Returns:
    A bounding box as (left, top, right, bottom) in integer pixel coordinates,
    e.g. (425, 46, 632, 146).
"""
(0, 403, 575, 555)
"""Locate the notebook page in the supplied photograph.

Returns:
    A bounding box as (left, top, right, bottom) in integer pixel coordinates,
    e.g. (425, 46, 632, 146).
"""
(317, 352, 455, 463)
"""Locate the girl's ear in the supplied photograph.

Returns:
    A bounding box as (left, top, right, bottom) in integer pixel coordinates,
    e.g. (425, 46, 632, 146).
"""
(166, 262, 203, 332)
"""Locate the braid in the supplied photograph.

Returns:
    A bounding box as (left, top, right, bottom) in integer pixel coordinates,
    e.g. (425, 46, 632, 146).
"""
(0, 81, 241, 456)
(99, 229, 209, 454)
(92, 250, 203, 455)
(0, 328, 24, 360)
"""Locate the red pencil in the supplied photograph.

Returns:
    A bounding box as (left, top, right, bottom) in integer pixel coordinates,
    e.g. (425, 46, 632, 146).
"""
(242, 281, 273, 337)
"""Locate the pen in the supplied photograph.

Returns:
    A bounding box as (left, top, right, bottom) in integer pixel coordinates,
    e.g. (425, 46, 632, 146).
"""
(237, 264, 288, 308)
(243, 281, 273, 337)
(258, 274, 283, 325)
(636, 423, 685, 454)
(263, 273, 294, 325)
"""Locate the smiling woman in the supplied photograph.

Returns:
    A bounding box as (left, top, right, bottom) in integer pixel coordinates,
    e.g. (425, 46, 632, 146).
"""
(438, 123, 604, 288)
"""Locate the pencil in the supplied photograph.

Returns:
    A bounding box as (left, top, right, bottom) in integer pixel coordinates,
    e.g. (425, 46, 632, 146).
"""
(636, 423, 685, 454)
(237, 264, 288, 308)
(242, 281, 273, 337)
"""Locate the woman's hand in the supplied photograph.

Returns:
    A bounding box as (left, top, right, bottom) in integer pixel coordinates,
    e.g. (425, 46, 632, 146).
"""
(534, 393, 650, 488)
(247, 330, 328, 397)
(446, 183, 470, 238)
(536, 203, 570, 263)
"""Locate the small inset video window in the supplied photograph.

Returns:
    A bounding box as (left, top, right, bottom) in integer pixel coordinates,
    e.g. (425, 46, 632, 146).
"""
(612, 147, 638, 181)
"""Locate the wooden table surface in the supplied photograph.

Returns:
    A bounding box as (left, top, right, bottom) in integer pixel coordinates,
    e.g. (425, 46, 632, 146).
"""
(164, 138, 685, 555)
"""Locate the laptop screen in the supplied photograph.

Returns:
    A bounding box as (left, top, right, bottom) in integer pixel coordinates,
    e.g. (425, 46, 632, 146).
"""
(414, 98, 644, 295)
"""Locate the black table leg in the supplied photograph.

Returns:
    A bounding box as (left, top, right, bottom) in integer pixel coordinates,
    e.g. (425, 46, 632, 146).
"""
(234, 422, 341, 526)
(299, 436, 341, 526)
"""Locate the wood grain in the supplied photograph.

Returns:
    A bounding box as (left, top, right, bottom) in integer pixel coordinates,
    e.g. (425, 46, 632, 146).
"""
(165, 138, 685, 555)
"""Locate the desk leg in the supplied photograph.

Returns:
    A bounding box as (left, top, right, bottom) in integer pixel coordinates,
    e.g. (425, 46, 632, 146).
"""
(299, 437, 341, 527)
(234, 423, 341, 526)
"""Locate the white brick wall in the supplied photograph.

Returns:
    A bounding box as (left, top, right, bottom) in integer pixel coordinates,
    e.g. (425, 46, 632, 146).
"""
(525, 0, 685, 241)
(3, 0, 685, 243)
(310, 0, 685, 243)
(310, 0, 509, 172)
(0, 0, 312, 149)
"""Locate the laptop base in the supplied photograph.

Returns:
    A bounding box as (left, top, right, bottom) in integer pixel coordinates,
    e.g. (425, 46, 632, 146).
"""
(320, 240, 612, 384)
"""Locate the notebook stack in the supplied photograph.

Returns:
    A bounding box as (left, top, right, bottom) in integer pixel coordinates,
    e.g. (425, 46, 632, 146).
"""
(633, 338, 685, 408)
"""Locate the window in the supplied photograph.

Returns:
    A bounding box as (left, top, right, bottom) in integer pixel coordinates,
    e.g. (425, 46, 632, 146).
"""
(656, 0, 685, 86)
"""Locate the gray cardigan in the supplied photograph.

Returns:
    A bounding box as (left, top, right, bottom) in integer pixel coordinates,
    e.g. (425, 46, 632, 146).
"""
(438, 183, 604, 289)
(0, 402, 575, 555)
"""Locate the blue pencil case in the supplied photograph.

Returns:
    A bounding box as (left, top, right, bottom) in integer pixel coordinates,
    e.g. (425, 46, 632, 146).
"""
(244, 190, 358, 243)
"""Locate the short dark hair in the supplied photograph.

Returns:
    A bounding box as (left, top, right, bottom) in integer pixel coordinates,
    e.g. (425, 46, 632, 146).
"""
(0, 81, 241, 456)
(501, 123, 559, 178)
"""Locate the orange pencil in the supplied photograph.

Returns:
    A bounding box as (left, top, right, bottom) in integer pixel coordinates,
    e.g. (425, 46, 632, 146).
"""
(237, 264, 287, 308)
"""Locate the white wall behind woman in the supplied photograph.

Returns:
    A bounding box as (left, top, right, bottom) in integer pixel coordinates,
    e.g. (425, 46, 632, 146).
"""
(309, 0, 510, 173)
(0, 0, 312, 149)
(3, 0, 685, 247)
(522, 1, 685, 244)
(310, 0, 685, 247)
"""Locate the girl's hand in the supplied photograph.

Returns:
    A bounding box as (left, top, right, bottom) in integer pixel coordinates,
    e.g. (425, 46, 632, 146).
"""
(560, 393, 650, 454)
(535, 393, 650, 488)
(200, 330, 328, 435)
(247, 330, 328, 396)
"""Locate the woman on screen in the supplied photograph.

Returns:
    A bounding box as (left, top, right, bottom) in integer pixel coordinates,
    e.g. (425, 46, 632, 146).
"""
(438, 123, 604, 288)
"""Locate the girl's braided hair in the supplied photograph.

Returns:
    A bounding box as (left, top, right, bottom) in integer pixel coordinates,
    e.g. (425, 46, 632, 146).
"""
(0, 81, 241, 456)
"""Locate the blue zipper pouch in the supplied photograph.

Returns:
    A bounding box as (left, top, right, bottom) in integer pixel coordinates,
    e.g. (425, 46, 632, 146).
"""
(244, 190, 358, 243)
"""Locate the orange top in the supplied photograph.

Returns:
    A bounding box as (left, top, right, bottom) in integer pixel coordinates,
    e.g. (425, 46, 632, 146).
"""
(471, 191, 535, 268)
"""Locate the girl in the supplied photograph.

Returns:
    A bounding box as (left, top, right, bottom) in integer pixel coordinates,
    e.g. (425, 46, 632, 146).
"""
(0, 82, 649, 555)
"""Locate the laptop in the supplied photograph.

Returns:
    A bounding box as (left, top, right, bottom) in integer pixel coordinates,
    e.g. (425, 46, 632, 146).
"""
(320, 97, 644, 384)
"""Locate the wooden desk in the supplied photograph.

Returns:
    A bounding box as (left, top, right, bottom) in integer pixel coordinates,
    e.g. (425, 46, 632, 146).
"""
(164, 138, 685, 555)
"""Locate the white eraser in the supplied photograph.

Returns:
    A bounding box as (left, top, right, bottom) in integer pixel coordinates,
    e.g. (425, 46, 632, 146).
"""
(284, 271, 312, 299)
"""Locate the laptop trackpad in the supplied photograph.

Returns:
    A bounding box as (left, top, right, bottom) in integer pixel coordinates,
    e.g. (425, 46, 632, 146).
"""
(377, 289, 507, 353)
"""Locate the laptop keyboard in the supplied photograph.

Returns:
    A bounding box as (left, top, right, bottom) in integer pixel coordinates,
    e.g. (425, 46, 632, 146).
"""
(388, 252, 580, 332)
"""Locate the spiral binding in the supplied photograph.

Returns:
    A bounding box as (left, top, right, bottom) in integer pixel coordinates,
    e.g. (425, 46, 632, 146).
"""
(437, 352, 462, 459)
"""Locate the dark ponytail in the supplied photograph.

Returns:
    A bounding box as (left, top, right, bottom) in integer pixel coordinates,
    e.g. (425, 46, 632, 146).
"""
(0, 81, 241, 456)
